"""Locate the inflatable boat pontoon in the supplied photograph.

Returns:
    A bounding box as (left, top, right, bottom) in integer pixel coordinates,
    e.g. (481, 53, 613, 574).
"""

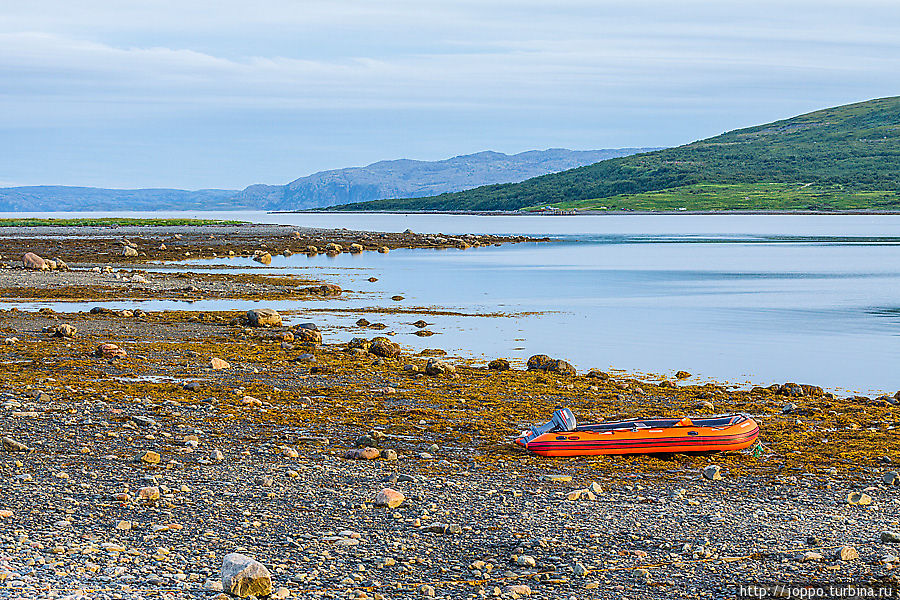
(516, 408, 760, 456)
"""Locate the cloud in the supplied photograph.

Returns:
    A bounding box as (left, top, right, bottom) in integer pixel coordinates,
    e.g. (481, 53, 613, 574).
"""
(1, 0, 900, 187)
(1, 19, 897, 119)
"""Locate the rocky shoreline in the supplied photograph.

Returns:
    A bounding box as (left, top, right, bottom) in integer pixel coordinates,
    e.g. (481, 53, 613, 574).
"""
(0, 222, 542, 303)
(0, 222, 543, 266)
(2, 223, 900, 600)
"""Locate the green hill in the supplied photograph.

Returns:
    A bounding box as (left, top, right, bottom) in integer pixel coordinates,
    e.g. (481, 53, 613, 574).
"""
(330, 97, 900, 212)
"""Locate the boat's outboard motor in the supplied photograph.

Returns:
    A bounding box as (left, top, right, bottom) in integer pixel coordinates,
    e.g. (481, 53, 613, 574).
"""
(521, 408, 577, 444)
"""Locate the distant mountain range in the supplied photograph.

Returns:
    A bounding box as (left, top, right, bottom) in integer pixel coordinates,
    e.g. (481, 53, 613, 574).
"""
(0, 148, 658, 212)
(0, 187, 238, 212)
(333, 96, 900, 212)
(233, 148, 658, 210)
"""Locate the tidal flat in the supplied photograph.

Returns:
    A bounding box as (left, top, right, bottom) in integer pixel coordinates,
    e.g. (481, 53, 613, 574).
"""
(1, 221, 900, 600)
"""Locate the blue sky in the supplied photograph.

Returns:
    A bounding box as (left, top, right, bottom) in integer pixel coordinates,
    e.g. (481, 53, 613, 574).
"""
(1, 0, 899, 190)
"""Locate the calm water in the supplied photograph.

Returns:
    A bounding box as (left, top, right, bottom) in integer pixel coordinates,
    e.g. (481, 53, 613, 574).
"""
(3, 211, 899, 395)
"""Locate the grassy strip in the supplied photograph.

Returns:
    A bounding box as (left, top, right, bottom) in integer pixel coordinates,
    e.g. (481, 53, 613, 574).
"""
(525, 183, 900, 212)
(0, 217, 246, 227)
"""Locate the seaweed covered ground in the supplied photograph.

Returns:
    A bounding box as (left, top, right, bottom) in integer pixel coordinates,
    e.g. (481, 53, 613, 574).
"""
(2, 224, 900, 600)
(2, 307, 900, 600)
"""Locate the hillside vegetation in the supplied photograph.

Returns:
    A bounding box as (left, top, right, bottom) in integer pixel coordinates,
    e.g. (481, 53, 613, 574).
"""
(331, 97, 900, 212)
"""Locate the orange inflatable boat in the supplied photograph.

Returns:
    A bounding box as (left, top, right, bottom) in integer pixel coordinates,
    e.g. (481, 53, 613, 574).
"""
(515, 409, 760, 457)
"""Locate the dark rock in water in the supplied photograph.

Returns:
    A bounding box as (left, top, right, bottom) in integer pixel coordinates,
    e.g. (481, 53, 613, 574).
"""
(800, 384, 824, 397)
(412, 320, 429, 328)
(391, 295, 405, 301)
(356, 318, 371, 327)
(414, 330, 434, 337)
(527, 354, 575, 375)
(587, 369, 610, 380)
(527, 355, 553, 371)
(780, 383, 804, 397)
(296, 322, 318, 331)
(369, 323, 388, 330)
(418, 349, 446, 356)
(368, 277, 378, 282)
(675, 370, 691, 379)
(488, 358, 510, 371)
(548, 359, 576, 375)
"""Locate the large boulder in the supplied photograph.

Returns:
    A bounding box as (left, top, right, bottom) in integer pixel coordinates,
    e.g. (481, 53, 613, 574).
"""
(247, 308, 282, 328)
(22, 252, 47, 270)
(318, 283, 342, 296)
(526, 355, 554, 371)
(96, 343, 127, 358)
(527, 355, 576, 375)
(488, 358, 510, 371)
(122, 246, 138, 257)
(221, 553, 273, 598)
(252, 251, 272, 265)
(294, 327, 323, 344)
(548, 359, 577, 376)
(369, 337, 400, 358)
